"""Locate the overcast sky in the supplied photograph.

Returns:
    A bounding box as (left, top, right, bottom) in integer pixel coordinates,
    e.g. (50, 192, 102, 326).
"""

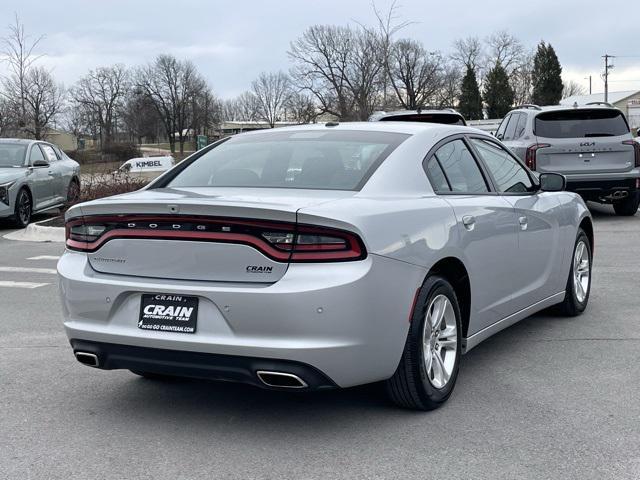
(6, 0, 640, 98)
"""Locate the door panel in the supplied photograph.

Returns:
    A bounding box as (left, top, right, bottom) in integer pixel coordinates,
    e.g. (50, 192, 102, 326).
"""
(40, 144, 66, 202)
(444, 196, 519, 333)
(502, 193, 564, 311)
(27, 145, 52, 209)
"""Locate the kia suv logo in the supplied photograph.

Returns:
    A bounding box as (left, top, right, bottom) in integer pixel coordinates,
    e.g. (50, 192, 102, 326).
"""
(580, 142, 595, 147)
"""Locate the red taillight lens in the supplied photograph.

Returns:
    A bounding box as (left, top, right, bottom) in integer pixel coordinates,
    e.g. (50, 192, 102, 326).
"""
(65, 215, 366, 262)
(622, 140, 640, 168)
(525, 143, 550, 171)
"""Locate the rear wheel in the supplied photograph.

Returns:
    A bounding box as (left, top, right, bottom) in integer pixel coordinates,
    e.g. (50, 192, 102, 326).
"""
(612, 191, 640, 216)
(386, 275, 462, 410)
(557, 229, 592, 316)
(11, 188, 32, 228)
(66, 179, 80, 206)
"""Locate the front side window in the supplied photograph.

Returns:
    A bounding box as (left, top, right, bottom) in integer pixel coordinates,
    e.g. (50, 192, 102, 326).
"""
(496, 114, 511, 139)
(470, 138, 533, 193)
(427, 139, 489, 193)
(29, 145, 46, 164)
(40, 144, 59, 163)
(164, 130, 409, 191)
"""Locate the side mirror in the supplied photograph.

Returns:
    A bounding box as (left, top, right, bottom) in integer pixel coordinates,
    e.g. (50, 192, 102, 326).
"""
(32, 160, 49, 168)
(539, 172, 566, 192)
(495, 133, 503, 141)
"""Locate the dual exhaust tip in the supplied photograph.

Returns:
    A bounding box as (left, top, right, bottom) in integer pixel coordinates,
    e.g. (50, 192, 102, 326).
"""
(74, 352, 308, 389)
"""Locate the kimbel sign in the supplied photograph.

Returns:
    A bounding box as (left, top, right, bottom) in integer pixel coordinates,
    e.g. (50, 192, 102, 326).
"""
(135, 160, 163, 169)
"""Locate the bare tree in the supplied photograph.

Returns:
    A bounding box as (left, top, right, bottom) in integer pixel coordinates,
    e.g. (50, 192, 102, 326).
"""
(191, 87, 222, 137)
(562, 80, 587, 99)
(222, 92, 259, 122)
(486, 30, 525, 72)
(387, 39, 443, 109)
(510, 50, 535, 105)
(21, 67, 65, 139)
(451, 36, 484, 73)
(289, 25, 356, 119)
(70, 65, 129, 147)
(1, 14, 44, 133)
(285, 90, 318, 124)
(136, 55, 206, 153)
(434, 64, 462, 108)
(251, 71, 291, 128)
(121, 92, 163, 144)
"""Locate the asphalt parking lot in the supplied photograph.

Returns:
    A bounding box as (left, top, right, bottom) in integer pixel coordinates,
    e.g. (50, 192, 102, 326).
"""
(0, 204, 639, 480)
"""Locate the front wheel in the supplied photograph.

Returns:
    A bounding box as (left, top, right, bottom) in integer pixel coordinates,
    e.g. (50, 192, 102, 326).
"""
(11, 188, 32, 228)
(386, 275, 462, 410)
(557, 229, 592, 316)
(612, 191, 639, 216)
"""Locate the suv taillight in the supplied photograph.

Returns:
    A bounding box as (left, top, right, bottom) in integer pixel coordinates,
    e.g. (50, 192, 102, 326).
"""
(65, 215, 366, 262)
(525, 144, 550, 171)
(622, 140, 640, 168)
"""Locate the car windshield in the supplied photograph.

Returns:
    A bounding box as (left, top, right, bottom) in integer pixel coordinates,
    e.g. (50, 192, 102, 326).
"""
(0, 143, 27, 167)
(164, 130, 410, 191)
(534, 109, 629, 138)
(379, 113, 466, 125)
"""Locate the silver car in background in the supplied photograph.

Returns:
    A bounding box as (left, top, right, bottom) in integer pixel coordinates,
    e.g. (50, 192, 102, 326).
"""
(497, 104, 640, 215)
(0, 139, 81, 227)
(58, 122, 593, 410)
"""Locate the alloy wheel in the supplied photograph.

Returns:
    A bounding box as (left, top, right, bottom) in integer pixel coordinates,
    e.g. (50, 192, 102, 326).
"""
(573, 240, 590, 303)
(18, 191, 31, 225)
(422, 294, 458, 389)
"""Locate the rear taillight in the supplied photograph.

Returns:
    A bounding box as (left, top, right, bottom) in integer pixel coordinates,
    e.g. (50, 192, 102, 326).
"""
(65, 215, 366, 262)
(622, 140, 640, 167)
(525, 143, 550, 170)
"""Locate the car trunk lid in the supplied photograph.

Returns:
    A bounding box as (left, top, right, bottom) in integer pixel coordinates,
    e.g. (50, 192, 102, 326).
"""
(70, 187, 355, 283)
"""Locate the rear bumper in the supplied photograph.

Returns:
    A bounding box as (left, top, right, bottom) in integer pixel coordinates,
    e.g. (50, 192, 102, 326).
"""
(58, 251, 425, 388)
(70, 339, 337, 390)
(564, 173, 639, 201)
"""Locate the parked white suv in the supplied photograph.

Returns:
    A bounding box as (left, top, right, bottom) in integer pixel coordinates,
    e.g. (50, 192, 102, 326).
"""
(498, 103, 640, 215)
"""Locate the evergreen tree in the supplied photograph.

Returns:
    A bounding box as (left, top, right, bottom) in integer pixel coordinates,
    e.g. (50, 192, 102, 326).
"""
(484, 62, 514, 118)
(458, 66, 483, 120)
(531, 41, 563, 106)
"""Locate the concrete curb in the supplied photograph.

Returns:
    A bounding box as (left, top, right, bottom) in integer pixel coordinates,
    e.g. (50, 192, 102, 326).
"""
(3, 219, 65, 243)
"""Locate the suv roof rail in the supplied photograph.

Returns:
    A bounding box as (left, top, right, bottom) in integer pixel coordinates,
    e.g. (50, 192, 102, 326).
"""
(515, 104, 541, 110)
(585, 101, 614, 107)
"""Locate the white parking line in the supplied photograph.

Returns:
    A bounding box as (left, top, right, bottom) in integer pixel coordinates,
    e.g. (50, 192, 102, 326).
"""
(27, 255, 60, 261)
(0, 266, 57, 275)
(0, 281, 50, 289)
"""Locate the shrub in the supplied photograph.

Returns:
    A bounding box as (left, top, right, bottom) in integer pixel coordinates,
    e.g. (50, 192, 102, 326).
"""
(101, 143, 141, 162)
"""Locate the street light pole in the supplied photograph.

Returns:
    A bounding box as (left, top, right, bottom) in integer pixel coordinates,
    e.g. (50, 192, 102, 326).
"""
(602, 54, 615, 102)
(584, 75, 592, 95)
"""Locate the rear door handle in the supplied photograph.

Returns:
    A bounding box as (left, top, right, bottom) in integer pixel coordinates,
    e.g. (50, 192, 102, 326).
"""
(519, 216, 528, 230)
(462, 215, 476, 231)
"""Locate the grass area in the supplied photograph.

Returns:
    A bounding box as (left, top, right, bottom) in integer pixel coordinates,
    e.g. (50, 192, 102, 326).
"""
(80, 161, 122, 175)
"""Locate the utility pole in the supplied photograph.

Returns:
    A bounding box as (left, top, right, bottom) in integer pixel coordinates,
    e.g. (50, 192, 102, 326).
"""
(602, 54, 615, 102)
(584, 75, 592, 95)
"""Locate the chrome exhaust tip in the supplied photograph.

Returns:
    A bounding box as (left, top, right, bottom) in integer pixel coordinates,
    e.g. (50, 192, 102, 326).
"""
(75, 351, 99, 367)
(256, 370, 308, 389)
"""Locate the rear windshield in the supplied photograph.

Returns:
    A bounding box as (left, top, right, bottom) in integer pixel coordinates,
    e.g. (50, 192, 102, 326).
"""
(379, 113, 466, 125)
(534, 109, 629, 138)
(164, 130, 410, 191)
(0, 143, 27, 167)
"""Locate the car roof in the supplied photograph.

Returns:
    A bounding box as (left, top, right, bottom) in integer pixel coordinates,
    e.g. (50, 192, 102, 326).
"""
(369, 109, 464, 121)
(236, 121, 470, 137)
(511, 104, 623, 116)
(0, 138, 39, 145)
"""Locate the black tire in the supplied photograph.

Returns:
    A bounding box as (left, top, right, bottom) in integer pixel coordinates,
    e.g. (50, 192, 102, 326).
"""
(11, 188, 32, 228)
(385, 275, 462, 411)
(612, 192, 640, 216)
(130, 370, 175, 380)
(557, 229, 592, 316)
(66, 179, 80, 206)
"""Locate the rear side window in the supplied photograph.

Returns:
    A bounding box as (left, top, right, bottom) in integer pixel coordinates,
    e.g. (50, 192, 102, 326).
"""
(535, 109, 629, 138)
(503, 113, 519, 140)
(379, 113, 466, 125)
(165, 130, 409, 191)
(514, 113, 527, 138)
(427, 139, 489, 193)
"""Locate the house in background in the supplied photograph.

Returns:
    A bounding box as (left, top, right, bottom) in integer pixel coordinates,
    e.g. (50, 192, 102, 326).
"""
(45, 128, 78, 150)
(560, 90, 640, 131)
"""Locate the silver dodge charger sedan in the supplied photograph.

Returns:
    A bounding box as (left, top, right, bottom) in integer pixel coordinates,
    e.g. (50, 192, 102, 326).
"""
(0, 139, 81, 227)
(58, 122, 593, 410)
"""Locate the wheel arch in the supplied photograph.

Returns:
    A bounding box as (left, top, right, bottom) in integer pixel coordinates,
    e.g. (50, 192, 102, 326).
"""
(579, 216, 594, 252)
(428, 257, 471, 338)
